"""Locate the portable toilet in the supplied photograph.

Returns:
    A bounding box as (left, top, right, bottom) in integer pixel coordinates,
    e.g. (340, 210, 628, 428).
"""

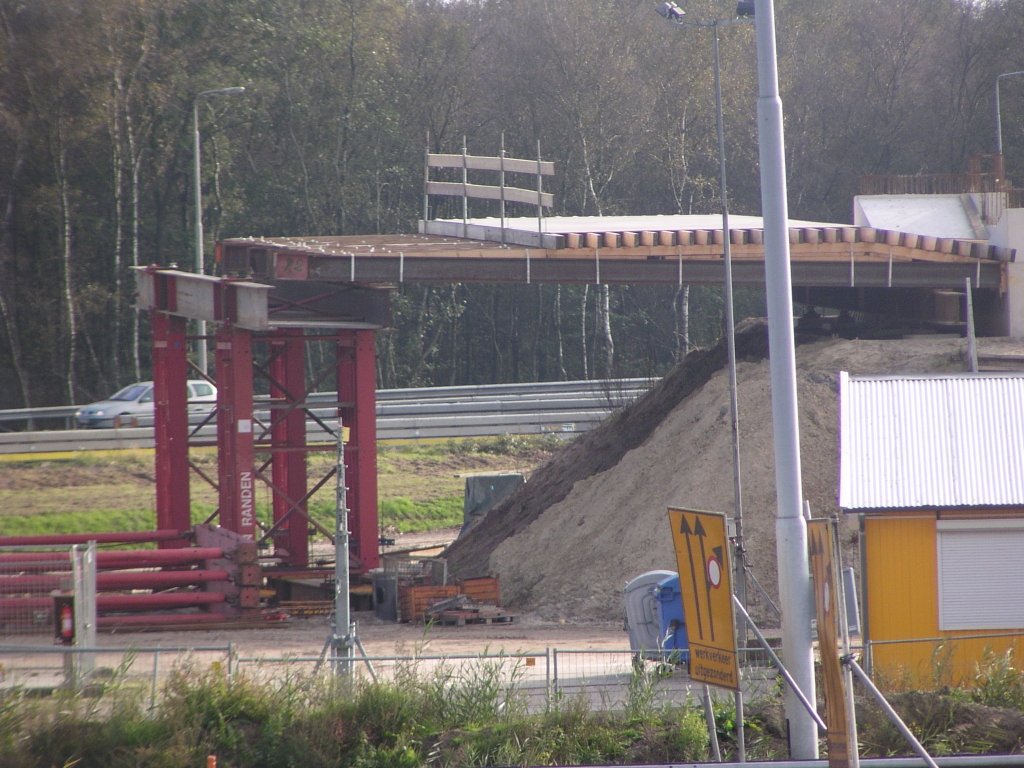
(623, 570, 689, 661)
(655, 574, 688, 656)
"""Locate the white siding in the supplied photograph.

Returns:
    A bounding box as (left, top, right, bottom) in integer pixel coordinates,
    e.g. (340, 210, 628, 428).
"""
(839, 373, 1024, 510)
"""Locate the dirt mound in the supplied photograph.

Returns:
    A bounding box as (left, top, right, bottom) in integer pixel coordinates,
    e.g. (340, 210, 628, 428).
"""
(446, 324, 972, 621)
(444, 318, 771, 581)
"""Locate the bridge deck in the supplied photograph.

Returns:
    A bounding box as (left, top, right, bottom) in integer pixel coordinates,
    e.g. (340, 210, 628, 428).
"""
(221, 214, 1012, 291)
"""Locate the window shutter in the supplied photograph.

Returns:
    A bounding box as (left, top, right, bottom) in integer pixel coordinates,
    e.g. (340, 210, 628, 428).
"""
(937, 522, 1024, 631)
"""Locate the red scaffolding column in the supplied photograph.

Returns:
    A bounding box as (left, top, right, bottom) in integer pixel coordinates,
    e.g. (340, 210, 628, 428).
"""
(215, 324, 256, 540)
(152, 311, 190, 547)
(337, 330, 379, 571)
(269, 329, 308, 566)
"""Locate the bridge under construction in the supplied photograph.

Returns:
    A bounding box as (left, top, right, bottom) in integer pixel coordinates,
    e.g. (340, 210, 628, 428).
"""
(2, 205, 1018, 632)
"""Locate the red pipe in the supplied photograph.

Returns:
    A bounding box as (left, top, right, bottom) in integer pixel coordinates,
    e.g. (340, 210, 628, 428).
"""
(0, 570, 230, 595)
(99, 570, 230, 590)
(0, 530, 185, 547)
(98, 592, 225, 611)
(0, 548, 224, 570)
(94, 549, 224, 569)
(97, 613, 225, 628)
(0, 591, 225, 617)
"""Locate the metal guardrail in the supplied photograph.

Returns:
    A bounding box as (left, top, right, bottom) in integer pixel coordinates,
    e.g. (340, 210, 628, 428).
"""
(0, 378, 654, 454)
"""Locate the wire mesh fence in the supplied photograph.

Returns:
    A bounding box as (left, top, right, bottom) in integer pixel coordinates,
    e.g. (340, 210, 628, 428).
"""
(0, 544, 95, 641)
(0, 642, 778, 712)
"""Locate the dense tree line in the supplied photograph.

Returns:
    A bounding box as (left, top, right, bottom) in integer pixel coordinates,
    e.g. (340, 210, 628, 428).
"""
(0, 0, 1022, 407)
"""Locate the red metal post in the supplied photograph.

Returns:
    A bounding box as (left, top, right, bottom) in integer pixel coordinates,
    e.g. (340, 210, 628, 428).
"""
(215, 325, 256, 540)
(269, 329, 308, 566)
(152, 312, 190, 547)
(337, 329, 379, 571)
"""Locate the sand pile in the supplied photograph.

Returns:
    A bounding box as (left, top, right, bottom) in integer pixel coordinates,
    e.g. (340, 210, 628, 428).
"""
(446, 322, 976, 622)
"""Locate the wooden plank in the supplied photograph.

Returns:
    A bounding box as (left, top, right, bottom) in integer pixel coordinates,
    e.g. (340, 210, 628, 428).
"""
(426, 181, 553, 207)
(427, 153, 555, 175)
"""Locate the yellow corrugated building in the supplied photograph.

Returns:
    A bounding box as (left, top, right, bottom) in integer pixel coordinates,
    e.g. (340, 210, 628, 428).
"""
(840, 372, 1024, 686)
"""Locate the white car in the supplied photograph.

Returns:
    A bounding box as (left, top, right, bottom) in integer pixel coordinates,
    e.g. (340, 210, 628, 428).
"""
(75, 381, 217, 428)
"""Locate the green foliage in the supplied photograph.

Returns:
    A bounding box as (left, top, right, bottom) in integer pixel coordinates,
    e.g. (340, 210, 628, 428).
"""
(0, 508, 157, 538)
(970, 647, 1024, 710)
(377, 496, 463, 533)
(0, 662, 717, 768)
(445, 434, 566, 456)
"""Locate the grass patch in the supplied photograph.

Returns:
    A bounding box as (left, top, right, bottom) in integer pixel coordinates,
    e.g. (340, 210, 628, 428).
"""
(0, 437, 556, 540)
(308, 495, 463, 534)
(0, 493, 464, 541)
(377, 495, 462, 532)
(0, 660, 715, 768)
(0, 508, 157, 537)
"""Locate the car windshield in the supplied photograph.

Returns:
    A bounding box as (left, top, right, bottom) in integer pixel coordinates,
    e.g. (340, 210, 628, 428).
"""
(109, 384, 150, 402)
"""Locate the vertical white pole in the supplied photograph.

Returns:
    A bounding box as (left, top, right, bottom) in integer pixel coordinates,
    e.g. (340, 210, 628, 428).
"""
(500, 133, 507, 245)
(192, 98, 208, 375)
(537, 139, 544, 243)
(753, 0, 817, 758)
(334, 418, 353, 676)
(462, 136, 469, 239)
(423, 132, 430, 223)
(965, 277, 979, 373)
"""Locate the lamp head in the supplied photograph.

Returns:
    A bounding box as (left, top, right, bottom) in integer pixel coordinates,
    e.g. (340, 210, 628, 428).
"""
(736, 0, 755, 17)
(217, 87, 246, 96)
(656, 1, 685, 22)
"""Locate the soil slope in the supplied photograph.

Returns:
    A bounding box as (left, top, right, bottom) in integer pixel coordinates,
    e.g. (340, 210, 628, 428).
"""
(447, 324, 980, 622)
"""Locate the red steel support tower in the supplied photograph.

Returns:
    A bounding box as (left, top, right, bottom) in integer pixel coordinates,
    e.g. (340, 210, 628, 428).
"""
(268, 328, 309, 566)
(338, 329, 380, 571)
(215, 324, 256, 540)
(136, 267, 389, 574)
(152, 310, 191, 547)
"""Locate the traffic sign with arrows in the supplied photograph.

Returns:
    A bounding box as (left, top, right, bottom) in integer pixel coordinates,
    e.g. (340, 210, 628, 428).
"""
(669, 507, 740, 691)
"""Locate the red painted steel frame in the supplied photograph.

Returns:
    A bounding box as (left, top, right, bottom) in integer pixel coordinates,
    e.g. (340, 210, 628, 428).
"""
(269, 329, 308, 566)
(337, 330, 379, 571)
(215, 325, 256, 540)
(152, 312, 191, 547)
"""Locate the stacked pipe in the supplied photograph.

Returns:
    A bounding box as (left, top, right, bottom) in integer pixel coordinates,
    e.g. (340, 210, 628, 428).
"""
(0, 531, 235, 632)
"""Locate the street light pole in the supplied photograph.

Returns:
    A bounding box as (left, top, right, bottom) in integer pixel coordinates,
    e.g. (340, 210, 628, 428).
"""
(192, 87, 245, 375)
(753, 0, 817, 759)
(709, 20, 749, 641)
(657, 0, 751, 643)
(996, 71, 1024, 156)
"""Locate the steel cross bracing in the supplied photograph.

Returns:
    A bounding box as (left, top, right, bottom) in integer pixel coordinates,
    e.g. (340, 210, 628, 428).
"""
(142, 267, 382, 575)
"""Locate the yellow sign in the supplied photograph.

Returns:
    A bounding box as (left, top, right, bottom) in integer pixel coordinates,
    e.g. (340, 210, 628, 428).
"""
(808, 518, 852, 768)
(668, 507, 740, 691)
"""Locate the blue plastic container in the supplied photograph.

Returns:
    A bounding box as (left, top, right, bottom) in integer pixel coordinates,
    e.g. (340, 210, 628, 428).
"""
(655, 574, 689, 659)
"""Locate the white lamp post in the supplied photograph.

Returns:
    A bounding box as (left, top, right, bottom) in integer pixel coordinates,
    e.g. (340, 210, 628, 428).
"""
(752, 0, 818, 758)
(192, 86, 245, 375)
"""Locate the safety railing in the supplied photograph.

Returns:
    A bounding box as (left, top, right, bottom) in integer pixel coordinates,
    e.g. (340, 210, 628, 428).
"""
(0, 642, 777, 713)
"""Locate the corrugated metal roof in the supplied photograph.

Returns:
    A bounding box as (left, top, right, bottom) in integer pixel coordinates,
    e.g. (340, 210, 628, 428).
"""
(839, 372, 1024, 510)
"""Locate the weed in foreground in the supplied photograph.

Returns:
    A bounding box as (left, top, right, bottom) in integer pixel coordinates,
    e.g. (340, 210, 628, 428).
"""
(0, 659, 721, 768)
(971, 646, 1024, 710)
